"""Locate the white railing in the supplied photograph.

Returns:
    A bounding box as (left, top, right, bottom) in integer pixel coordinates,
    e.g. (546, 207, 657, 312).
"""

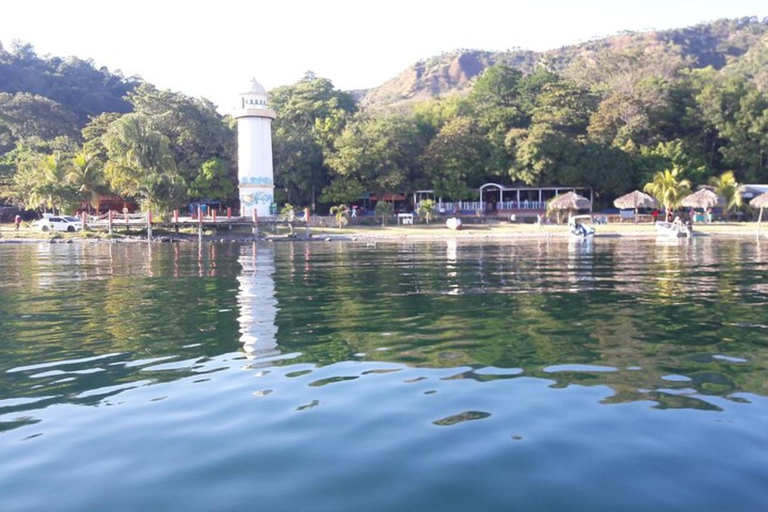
(433, 201, 546, 213)
(498, 201, 546, 210)
(437, 201, 484, 213)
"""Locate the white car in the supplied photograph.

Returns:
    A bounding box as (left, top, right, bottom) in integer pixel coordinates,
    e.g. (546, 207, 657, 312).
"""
(36, 215, 84, 233)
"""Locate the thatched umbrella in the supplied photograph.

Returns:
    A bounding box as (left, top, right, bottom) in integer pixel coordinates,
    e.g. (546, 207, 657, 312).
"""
(681, 189, 724, 209)
(614, 190, 658, 209)
(547, 191, 591, 223)
(750, 192, 768, 238)
(613, 190, 658, 222)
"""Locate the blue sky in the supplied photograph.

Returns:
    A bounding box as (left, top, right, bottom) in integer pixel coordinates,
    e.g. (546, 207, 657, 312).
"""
(2, 0, 766, 111)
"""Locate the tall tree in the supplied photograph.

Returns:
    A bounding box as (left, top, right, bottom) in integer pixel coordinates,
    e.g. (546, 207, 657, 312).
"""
(12, 152, 75, 212)
(67, 150, 104, 213)
(694, 72, 768, 181)
(127, 84, 236, 186)
(643, 167, 692, 212)
(270, 73, 356, 209)
(423, 117, 488, 200)
(102, 114, 183, 211)
(0, 93, 78, 150)
(325, 112, 424, 203)
(188, 157, 236, 202)
(708, 170, 742, 216)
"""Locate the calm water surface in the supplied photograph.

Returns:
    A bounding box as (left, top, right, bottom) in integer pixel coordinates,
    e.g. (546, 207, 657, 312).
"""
(1, 238, 768, 511)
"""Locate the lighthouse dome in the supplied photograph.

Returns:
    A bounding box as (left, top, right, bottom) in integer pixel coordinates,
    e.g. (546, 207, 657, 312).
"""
(235, 77, 275, 119)
(247, 78, 266, 95)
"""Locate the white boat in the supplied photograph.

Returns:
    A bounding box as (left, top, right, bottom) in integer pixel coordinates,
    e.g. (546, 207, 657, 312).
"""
(655, 221, 691, 238)
(569, 215, 595, 238)
(446, 217, 462, 231)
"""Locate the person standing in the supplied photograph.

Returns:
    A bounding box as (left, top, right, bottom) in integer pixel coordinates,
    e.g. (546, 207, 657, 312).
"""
(14, 214, 21, 231)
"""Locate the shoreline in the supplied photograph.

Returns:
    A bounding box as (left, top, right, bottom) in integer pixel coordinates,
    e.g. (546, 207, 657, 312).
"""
(0, 222, 765, 244)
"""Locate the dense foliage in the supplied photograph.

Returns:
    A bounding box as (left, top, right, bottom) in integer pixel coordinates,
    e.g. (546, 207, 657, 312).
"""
(1, 17, 768, 214)
(0, 42, 237, 212)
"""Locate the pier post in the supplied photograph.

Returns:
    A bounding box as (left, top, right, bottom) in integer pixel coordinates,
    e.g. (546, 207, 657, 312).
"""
(252, 208, 259, 237)
(198, 206, 204, 242)
(305, 207, 310, 239)
(147, 210, 153, 240)
(108, 210, 113, 236)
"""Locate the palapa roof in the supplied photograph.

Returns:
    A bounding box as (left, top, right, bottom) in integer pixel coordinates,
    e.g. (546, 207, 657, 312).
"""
(681, 189, 724, 209)
(547, 191, 591, 210)
(750, 191, 768, 208)
(613, 190, 658, 209)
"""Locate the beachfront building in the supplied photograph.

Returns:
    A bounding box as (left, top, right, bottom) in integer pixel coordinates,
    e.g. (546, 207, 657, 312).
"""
(414, 184, 593, 218)
(740, 184, 768, 202)
(235, 79, 276, 218)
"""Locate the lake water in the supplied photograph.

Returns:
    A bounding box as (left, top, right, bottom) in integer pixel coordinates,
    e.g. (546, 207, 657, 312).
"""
(1, 238, 768, 511)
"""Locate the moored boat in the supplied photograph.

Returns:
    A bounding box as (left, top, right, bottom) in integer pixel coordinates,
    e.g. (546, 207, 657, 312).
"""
(446, 217, 462, 231)
(568, 214, 595, 238)
(655, 221, 691, 238)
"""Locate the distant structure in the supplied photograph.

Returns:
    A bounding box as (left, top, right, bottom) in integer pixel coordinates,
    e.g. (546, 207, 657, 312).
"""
(235, 78, 276, 217)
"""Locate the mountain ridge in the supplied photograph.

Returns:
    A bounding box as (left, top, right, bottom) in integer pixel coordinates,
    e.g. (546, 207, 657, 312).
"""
(358, 16, 768, 109)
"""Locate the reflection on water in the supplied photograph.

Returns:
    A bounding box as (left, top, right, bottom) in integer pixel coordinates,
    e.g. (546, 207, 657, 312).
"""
(237, 243, 279, 360)
(1, 238, 768, 511)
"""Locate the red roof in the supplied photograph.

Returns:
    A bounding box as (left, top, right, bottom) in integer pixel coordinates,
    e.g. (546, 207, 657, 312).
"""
(370, 194, 406, 202)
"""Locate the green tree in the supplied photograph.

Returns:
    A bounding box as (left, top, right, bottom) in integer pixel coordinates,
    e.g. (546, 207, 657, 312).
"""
(506, 125, 582, 185)
(468, 64, 527, 175)
(374, 200, 393, 227)
(326, 112, 424, 203)
(330, 204, 349, 228)
(423, 117, 487, 200)
(270, 73, 356, 209)
(635, 139, 709, 185)
(13, 152, 75, 212)
(532, 81, 597, 137)
(82, 112, 123, 162)
(127, 84, 236, 187)
(188, 157, 236, 202)
(102, 114, 183, 211)
(643, 167, 692, 212)
(417, 198, 435, 223)
(694, 72, 768, 181)
(0, 92, 78, 150)
(708, 171, 742, 217)
(67, 150, 104, 213)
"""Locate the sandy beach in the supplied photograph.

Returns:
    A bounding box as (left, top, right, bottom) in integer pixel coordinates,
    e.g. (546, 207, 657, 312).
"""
(2, 221, 765, 243)
(308, 221, 766, 241)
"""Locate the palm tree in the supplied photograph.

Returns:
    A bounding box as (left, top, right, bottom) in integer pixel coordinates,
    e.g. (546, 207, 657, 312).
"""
(38, 153, 72, 214)
(417, 199, 435, 224)
(708, 171, 742, 218)
(374, 201, 393, 227)
(643, 167, 691, 215)
(330, 204, 349, 229)
(67, 151, 104, 214)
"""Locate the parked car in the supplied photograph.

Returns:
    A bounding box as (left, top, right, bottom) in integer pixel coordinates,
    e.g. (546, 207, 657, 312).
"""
(35, 215, 84, 233)
(0, 204, 21, 222)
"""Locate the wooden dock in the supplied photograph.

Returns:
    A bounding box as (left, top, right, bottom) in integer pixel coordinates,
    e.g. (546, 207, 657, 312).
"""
(81, 208, 310, 238)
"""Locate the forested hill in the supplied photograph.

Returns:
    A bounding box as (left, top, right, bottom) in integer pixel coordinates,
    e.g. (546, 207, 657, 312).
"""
(2, 17, 768, 215)
(0, 41, 139, 125)
(360, 17, 768, 108)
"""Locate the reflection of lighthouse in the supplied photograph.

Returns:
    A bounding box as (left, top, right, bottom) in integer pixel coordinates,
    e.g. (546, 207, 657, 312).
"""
(235, 79, 276, 218)
(237, 243, 279, 359)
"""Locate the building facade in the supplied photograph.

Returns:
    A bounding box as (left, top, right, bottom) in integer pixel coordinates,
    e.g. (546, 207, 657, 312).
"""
(235, 79, 276, 217)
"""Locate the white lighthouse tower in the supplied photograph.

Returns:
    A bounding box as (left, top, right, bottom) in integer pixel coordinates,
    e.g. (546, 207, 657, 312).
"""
(235, 79, 276, 218)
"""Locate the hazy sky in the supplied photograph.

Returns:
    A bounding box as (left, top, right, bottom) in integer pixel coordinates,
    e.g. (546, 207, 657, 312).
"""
(1, 0, 766, 111)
